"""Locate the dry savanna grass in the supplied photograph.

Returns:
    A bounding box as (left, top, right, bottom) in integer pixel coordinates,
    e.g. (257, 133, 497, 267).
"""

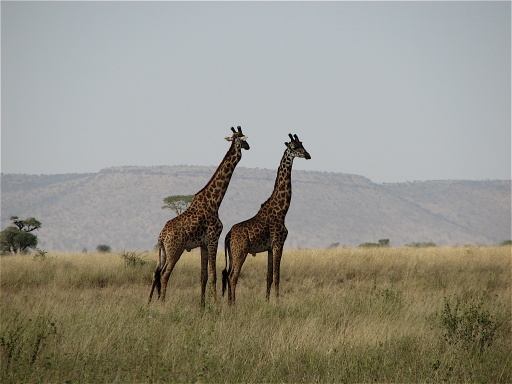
(1, 246, 511, 383)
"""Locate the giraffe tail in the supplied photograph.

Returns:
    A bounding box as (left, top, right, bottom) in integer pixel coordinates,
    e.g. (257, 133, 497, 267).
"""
(222, 230, 232, 297)
(148, 267, 161, 304)
(148, 243, 165, 304)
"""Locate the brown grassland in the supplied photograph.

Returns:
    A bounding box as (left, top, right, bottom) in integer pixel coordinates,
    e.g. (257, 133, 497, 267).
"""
(1, 246, 511, 383)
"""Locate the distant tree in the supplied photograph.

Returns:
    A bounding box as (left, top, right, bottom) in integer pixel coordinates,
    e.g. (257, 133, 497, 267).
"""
(499, 240, 512, 246)
(328, 242, 340, 248)
(162, 195, 194, 216)
(358, 239, 391, 248)
(96, 244, 111, 253)
(0, 216, 42, 254)
(378, 239, 390, 247)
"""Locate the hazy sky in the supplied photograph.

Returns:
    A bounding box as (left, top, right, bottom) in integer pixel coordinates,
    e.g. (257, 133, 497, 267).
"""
(2, 1, 510, 183)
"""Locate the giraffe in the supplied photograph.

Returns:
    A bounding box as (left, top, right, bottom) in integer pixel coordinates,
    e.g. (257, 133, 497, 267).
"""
(148, 126, 250, 307)
(222, 133, 311, 305)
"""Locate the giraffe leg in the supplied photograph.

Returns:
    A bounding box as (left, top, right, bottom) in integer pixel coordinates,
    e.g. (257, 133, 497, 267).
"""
(200, 246, 208, 308)
(226, 276, 233, 303)
(223, 231, 233, 298)
(229, 252, 248, 305)
(160, 251, 182, 302)
(207, 242, 218, 304)
(228, 269, 239, 305)
(226, 264, 234, 304)
(272, 244, 284, 301)
(266, 250, 273, 301)
(222, 237, 233, 297)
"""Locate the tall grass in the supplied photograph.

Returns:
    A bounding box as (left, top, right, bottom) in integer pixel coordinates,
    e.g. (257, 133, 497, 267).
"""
(1, 247, 510, 383)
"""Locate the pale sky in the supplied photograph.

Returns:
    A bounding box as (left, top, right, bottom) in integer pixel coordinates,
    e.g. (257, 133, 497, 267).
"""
(2, 1, 510, 183)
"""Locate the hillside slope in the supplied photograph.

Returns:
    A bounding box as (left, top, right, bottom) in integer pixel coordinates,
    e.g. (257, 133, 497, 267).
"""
(1, 166, 510, 251)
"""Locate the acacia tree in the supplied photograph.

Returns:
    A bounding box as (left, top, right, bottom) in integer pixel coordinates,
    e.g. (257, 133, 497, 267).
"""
(0, 216, 42, 254)
(162, 195, 194, 216)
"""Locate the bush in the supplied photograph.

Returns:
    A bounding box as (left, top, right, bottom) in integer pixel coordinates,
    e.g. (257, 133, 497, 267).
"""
(119, 250, 147, 267)
(33, 249, 48, 260)
(358, 239, 390, 248)
(96, 244, 111, 253)
(439, 296, 497, 353)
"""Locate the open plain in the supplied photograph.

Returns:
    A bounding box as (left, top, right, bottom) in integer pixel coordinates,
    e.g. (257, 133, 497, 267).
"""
(1, 246, 511, 383)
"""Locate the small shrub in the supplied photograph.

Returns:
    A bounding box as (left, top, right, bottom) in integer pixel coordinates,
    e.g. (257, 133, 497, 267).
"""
(439, 296, 497, 353)
(358, 239, 390, 248)
(119, 250, 147, 267)
(33, 249, 48, 260)
(378, 239, 390, 247)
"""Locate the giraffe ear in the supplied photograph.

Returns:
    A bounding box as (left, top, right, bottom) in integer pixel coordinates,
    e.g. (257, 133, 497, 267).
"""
(225, 137, 233, 141)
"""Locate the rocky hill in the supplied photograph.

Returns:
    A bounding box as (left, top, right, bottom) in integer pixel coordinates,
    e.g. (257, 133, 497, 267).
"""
(1, 166, 510, 251)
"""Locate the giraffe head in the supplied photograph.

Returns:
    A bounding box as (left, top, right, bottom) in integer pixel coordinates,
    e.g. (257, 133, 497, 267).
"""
(225, 126, 250, 151)
(286, 133, 311, 160)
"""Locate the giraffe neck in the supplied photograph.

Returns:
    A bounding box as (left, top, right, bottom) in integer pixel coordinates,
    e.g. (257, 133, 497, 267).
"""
(264, 149, 294, 217)
(192, 142, 242, 212)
